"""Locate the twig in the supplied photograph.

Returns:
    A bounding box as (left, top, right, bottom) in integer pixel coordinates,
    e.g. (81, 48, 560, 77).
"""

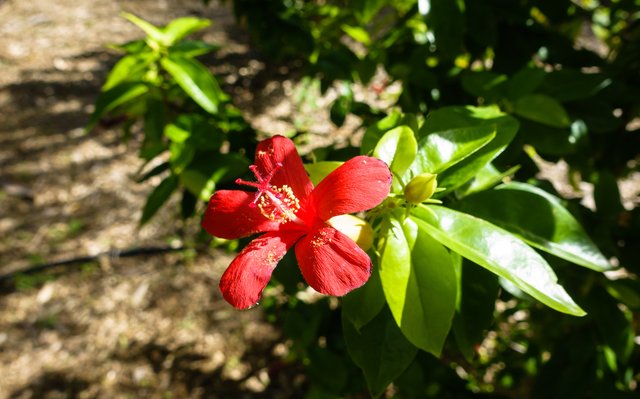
(0, 245, 185, 285)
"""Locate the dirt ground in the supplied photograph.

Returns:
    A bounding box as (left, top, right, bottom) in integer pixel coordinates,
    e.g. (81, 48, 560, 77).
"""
(0, 1, 313, 398)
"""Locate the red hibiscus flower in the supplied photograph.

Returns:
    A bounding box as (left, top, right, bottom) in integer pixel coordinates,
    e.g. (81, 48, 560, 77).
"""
(202, 135, 392, 309)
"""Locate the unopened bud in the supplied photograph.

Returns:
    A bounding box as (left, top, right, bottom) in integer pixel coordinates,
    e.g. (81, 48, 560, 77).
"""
(404, 173, 437, 204)
(327, 214, 374, 251)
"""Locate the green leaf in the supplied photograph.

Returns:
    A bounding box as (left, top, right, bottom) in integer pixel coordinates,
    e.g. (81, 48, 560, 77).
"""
(361, 112, 418, 154)
(507, 67, 546, 100)
(455, 163, 520, 198)
(140, 98, 166, 161)
(373, 126, 418, 177)
(406, 125, 496, 180)
(417, 106, 518, 192)
(141, 175, 178, 225)
(461, 71, 507, 100)
(379, 215, 458, 355)
(412, 205, 586, 316)
(136, 162, 170, 183)
(103, 53, 154, 90)
(180, 169, 216, 201)
(342, 264, 385, 331)
(513, 94, 571, 128)
(87, 82, 149, 131)
(169, 141, 195, 174)
(122, 12, 167, 46)
(161, 56, 226, 114)
(162, 17, 211, 45)
(343, 307, 417, 398)
(341, 24, 371, 46)
(164, 122, 191, 143)
(169, 41, 220, 57)
(304, 161, 343, 186)
(456, 182, 611, 272)
(539, 69, 611, 102)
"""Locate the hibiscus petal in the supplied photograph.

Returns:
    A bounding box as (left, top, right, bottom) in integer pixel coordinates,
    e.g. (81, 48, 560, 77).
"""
(220, 230, 303, 309)
(310, 156, 392, 220)
(253, 135, 314, 200)
(295, 225, 372, 296)
(202, 190, 280, 239)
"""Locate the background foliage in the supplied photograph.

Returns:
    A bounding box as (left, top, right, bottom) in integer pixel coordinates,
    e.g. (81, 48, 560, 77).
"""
(89, 0, 640, 397)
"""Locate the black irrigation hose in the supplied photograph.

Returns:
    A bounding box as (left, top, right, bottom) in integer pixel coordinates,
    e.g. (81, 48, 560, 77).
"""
(0, 246, 185, 286)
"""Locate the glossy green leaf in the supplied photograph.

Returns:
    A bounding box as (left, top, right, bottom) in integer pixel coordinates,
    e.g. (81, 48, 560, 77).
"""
(412, 205, 586, 316)
(361, 112, 418, 154)
(455, 163, 520, 198)
(418, 106, 519, 191)
(304, 161, 343, 186)
(514, 94, 571, 128)
(122, 12, 167, 46)
(161, 56, 225, 114)
(380, 215, 457, 355)
(456, 182, 611, 272)
(140, 175, 178, 225)
(342, 264, 385, 332)
(406, 125, 496, 180)
(373, 126, 417, 177)
(343, 307, 417, 398)
(162, 17, 211, 45)
(87, 82, 149, 131)
(103, 53, 154, 90)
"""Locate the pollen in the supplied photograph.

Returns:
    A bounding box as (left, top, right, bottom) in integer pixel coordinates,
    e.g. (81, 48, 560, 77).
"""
(265, 251, 278, 265)
(257, 184, 301, 223)
(311, 229, 332, 248)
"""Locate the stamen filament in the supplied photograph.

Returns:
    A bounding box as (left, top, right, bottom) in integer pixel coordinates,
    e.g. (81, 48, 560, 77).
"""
(264, 190, 305, 225)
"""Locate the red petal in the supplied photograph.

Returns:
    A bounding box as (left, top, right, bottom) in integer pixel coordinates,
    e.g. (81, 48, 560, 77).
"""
(295, 225, 372, 296)
(220, 231, 303, 309)
(202, 190, 280, 239)
(254, 135, 314, 200)
(309, 156, 392, 220)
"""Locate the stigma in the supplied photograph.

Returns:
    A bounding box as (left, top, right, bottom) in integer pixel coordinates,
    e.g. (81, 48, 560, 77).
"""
(235, 163, 305, 225)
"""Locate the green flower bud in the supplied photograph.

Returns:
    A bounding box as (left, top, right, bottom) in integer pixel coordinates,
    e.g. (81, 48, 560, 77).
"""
(327, 214, 374, 251)
(404, 173, 437, 204)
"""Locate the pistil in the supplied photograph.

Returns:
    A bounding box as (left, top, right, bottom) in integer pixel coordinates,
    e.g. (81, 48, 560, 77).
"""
(235, 163, 305, 225)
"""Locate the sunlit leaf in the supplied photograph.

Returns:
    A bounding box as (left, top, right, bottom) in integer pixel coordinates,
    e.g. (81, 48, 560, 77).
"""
(373, 126, 417, 177)
(412, 205, 586, 316)
(456, 182, 612, 272)
(161, 56, 226, 114)
(380, 215, 457, 355)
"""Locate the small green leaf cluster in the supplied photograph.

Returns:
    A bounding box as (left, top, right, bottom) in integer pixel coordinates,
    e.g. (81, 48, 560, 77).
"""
(88, 13, 255, 225)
